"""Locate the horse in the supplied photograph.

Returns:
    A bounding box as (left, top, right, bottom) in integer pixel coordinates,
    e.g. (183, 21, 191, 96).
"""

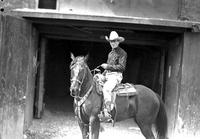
(69, 53, 168, 139)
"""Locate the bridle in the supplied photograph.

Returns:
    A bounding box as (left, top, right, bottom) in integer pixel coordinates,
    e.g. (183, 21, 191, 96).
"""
(70, 62, 86, 98)
(70, 60, 101, 127)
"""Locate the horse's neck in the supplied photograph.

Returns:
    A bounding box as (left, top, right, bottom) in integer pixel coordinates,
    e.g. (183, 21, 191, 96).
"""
(81, 67, 101, 106)
(80, 66, 94, 97)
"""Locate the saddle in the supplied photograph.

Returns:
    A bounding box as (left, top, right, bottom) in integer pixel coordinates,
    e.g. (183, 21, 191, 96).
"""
(113, 83, 137, 96)
(93, 73, 137, 97)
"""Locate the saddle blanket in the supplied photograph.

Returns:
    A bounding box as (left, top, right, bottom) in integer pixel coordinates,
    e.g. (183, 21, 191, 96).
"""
(113, 83, 137, 96)
(93, 74, 137, 96)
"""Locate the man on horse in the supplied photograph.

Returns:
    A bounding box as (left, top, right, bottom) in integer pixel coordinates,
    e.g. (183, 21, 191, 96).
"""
(100, 31, 127, 121)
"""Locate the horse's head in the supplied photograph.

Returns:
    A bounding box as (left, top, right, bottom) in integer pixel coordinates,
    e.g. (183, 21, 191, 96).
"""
(69, 53, 89, 98)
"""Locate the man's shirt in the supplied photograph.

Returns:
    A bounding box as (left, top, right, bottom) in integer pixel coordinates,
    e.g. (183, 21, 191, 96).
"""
(106, 46, 127, 73)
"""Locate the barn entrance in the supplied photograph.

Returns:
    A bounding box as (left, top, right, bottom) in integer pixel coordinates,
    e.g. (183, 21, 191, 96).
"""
(17, 13, 187, 138)
(28, 36, 168, 138)
(43, 38, 165, 115)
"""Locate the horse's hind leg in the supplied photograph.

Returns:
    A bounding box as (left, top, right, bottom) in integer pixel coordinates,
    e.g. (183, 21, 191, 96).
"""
(136, 121, 155, 139)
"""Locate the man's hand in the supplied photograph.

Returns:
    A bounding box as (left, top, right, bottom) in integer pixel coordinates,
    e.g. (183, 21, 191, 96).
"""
(101, 63, 108, 69)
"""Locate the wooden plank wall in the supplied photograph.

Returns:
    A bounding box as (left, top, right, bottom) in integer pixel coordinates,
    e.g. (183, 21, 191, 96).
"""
(0, 15, 37, 139)
(174, 33, 200, 138)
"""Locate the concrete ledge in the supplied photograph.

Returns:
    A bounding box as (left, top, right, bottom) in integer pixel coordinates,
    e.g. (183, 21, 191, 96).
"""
(11, 8, 200, 30)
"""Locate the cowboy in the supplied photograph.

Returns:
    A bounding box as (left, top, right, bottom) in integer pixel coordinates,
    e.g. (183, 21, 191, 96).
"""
(100, 31, 127, 120)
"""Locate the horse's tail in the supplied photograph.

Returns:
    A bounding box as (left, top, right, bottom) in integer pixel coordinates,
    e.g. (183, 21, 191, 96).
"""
(155, 94, 168, 139)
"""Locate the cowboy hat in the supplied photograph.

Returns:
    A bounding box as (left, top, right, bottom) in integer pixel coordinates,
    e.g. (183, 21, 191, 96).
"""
(105, 31, 125, 42)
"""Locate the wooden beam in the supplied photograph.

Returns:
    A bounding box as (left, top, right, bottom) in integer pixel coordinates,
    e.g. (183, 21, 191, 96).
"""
(29, 17, 188, 33)
(36, 24, 169, 46)
(44, 33, 167, 47)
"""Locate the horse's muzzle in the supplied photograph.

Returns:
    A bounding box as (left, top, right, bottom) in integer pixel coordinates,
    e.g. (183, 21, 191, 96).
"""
(70, 87, 80, 97)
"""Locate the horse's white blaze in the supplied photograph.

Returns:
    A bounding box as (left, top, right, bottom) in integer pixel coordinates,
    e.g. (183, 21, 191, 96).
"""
(71, 65, 81, 86)
(73, 66, 79, 79)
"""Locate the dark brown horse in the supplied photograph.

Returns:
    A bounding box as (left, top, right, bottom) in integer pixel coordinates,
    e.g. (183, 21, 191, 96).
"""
(69, 53, 168, 139)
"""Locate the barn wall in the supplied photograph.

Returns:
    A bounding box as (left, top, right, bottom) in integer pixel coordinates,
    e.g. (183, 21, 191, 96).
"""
(0, 15, 37, 139)
(3, 0, 200, 22)
(58, 0, 179, 19)
(180, 0, 200, 21)
(2, 0, 200, 22)
(164, 36, 182, 137)
(1, 0, 36, 13)
(174, 32, 200, 138)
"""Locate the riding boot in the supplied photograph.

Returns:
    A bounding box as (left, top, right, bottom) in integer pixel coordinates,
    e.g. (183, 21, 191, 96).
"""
(103, 108, 111, 119)
(98, 104, 111, 122)
(103, 101, 112, 121)
(98, 101, 112, 122)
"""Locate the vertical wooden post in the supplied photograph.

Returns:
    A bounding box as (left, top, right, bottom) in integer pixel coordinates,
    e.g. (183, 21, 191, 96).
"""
(23, 27, 39, 131)
(35, 37, 46, 118)
(165, 37, 182, 138)
(159, 50, 166, 99)
(0, 14, 3, 139)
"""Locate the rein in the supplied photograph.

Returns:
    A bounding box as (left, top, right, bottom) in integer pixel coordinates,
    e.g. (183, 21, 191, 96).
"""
(74, 85, 93, 107)
(74, 84, 93, 127)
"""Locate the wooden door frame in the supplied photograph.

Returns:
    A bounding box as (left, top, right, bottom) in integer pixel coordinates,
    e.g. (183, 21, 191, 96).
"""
(34, 37, 47, 118)
(159, 49, 166, 100)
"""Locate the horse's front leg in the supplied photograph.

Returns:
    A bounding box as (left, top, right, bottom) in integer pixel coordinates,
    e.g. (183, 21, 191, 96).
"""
(89, 115, 100, 139)
(78, 120, 89, 139)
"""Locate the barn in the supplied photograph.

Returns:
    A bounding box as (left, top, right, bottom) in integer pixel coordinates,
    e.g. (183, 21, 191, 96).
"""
(1, 0, 200, 139)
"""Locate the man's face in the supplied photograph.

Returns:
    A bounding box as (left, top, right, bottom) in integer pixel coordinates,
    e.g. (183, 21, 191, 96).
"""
(109, 40, 119, 49)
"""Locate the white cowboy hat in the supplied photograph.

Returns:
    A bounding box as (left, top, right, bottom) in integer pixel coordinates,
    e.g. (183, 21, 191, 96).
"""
(105, 31, 125, 42)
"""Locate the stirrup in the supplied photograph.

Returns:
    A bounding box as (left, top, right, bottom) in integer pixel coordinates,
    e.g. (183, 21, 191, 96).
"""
(99, 109, 113, 123)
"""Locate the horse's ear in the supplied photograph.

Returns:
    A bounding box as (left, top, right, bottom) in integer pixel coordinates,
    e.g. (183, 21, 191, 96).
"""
(85, 54, 89, 62)
(70, 53, 75, 61)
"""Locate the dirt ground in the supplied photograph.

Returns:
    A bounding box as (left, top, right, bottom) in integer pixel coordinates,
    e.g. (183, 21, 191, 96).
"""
(24, 96, 145, 139)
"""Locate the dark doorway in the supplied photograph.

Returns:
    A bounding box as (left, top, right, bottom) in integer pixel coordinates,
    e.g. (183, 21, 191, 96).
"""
(43, 39, 163, 113)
